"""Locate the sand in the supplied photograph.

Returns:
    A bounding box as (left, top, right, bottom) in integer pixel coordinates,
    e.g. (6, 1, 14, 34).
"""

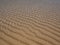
(0, 0, 60, 45)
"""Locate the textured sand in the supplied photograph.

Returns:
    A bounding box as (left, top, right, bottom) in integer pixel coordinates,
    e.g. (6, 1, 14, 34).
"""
(0, 0, 60, 45)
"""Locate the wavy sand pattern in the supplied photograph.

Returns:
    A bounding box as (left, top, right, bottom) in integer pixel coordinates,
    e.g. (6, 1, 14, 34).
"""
(0, 0, 60, 45)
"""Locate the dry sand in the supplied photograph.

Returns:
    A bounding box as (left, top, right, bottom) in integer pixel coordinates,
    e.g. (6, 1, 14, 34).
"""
(0, 0, 60, 45)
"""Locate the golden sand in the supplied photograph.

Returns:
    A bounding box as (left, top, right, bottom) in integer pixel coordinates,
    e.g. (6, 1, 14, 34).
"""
(0, 0, 60, 45)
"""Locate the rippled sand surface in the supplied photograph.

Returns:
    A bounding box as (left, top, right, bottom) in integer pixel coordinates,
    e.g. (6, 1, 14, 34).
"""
(0, 0, 60, 45)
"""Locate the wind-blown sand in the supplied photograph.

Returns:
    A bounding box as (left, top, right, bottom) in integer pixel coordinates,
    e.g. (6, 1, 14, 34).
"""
(0, 0, 60, 45)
